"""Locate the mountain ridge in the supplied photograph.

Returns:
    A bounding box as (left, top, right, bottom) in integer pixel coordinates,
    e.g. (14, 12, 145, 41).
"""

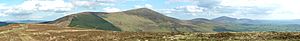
(41, 8, 300, 32)
(44, 8, 214, 32)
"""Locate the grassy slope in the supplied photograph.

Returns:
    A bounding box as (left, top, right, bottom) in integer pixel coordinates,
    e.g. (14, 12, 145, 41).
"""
(100, 12, 172, 32)
(121, 8, 213, 32)
(68, 13, 121, 31)
(48, 8, 214, 32)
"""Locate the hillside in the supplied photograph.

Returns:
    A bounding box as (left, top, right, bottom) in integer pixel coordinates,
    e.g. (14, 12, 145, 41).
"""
(44, 8, 214, 32)
(0, 24, 299, 41)
(44, 12, 121, 31)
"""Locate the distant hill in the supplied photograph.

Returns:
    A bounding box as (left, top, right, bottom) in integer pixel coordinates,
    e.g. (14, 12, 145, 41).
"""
(212, 16, 238, 22)
(0, 22, 9, 27)
(4, 20, 47, 23)
(44, 8, 214, 32)
(209, 16, 300, 32)
(212, 16, 257, 24)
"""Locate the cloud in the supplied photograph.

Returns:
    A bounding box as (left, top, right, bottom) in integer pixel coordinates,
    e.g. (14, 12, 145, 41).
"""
(70, 0, 144, 7)
(18, 0, 74, 11)
(176, 5, 204, 13)
(0, 4, 10, 9)
(167, 0, 197, 2)
(0, 0, 148, 21)
(196, 0, 220, 9)
(164, 0, 291, 19)
(6, 12, 34, 19)
(1, 0, 299, 20)
(95, 0, 119, 3)
(102, 7, 121, 12)
(0, 4, 8, 17)
(0, 0, 74, 20)
(162, 5, 204, 16)
(134, 4, 153, 9)
(71, 0, 115, 6)
(0, 14, 7, 17)
(30, 15, 44, 19)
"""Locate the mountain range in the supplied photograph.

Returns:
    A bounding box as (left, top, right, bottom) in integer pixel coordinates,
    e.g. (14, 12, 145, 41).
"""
(1, 8, 300, 32)
(0, 22, 9, 27)
(43, 8, 214, 32)
(2, 20, 47, 23)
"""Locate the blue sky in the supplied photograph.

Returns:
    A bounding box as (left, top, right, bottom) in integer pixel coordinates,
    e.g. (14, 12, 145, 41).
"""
(0, 0, 300, 21)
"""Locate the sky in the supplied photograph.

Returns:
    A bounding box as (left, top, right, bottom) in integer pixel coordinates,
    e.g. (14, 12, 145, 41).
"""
(0, 0, 300, 21)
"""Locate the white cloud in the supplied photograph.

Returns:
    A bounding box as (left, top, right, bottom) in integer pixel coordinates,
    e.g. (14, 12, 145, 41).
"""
(167, 0, 197, 2)
(0, 0, 75, 20)
(70, 0, 143, 6)
(96, 0, 118, 3)
(135, 4, 153, 9)
(95, 0, 146, 3)
(102, 7, 121, 12)
(162, 5, 205, 16)
(71, 1, 115, 6)
(265, 8, 300, 20)
(266, 13, 300, 20)
(166, 0, 300, 20)
(220, 0, 278, 7)
(0, 4, 10, 9)
(0, 14, 7, 17)
(176, 5, 204, 13)
(159, 9, 177, 13)
(30, 15, 44, 19)
(18, 0, 74, 11)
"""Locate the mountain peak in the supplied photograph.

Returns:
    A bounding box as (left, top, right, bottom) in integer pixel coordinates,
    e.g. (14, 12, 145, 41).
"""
(126, 8, 153, 12)
(135, 8, 152, 10)
(218, 16, 233, 19)
(123, 8, 165, 17)
(213, 16, 237, 20)
(191, 18, 210, 21)
(0, 22, 6, 23)
(212, 16, 239, 23)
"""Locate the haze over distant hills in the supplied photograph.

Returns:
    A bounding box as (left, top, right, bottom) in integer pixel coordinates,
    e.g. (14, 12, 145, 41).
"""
(0, 22, 10, 27)
(3, 20, 48, 23)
